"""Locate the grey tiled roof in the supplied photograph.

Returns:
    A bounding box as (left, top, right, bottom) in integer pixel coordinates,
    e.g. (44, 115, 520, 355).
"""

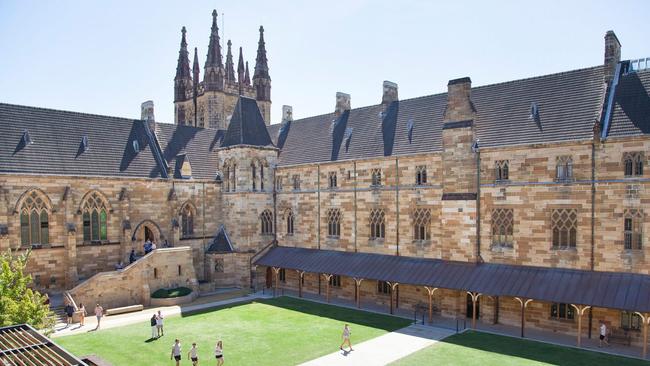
(606, 69, 650, 138)
(206, 225, 234, 253)
(221, 97, 274, 147)
(270, 66, 607, 166)
(0, 103, 163, 178)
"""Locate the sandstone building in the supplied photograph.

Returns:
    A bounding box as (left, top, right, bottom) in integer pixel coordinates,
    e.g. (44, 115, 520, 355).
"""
(1, 11, 650, 355)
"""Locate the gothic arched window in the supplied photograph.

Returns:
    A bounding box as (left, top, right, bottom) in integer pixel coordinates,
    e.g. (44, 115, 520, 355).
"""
(260, 209, 273, 235)
(181, 203, 196, 238)
(413, 208, 431, 241)
(327, 208, 342, 237)
(81, 191, 108, 242)
(19, 190, 51, 246)
(551, 208, 577, 248)
(285, 209, 295, 235)
(369, 209, 385, 239)
(623, 152, 644, 177)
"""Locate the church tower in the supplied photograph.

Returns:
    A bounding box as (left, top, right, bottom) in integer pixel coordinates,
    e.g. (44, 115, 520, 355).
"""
(253, 26, 272, 124)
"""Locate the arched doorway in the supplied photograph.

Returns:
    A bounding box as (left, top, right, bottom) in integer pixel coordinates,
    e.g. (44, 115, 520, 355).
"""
(144, 226, 154, 242)
(131, 220, 162, 246)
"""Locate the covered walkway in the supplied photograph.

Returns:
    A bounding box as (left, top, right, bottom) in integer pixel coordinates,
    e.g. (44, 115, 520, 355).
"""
(255, 246, 650, 359)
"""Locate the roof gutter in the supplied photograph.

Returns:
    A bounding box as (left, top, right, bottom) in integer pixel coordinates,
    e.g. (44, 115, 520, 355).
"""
(600, 61, 624, 140)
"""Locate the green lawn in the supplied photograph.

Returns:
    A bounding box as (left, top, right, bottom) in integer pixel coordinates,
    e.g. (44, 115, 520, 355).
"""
(56, 296, 411, 366)
(391, 330, 649, 366)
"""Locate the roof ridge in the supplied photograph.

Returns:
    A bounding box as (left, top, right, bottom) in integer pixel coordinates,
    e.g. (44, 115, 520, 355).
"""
(0, 102, 147, 124)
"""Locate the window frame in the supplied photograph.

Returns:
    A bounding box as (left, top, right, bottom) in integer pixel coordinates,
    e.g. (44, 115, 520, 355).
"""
(371, 169, 382, 187)
(491, 208, 514, 248)
(260, 209, 274, 235)
(369, 209, 386, 240)
(624, 209, 643, 250)
(550, 303, 575, 320)
(551, 208, 578, 249)
(415, 165, 427, 186)
(413, 208, 431, 242)
(555, 156, 574, 182)
(327, 208, 342, 238)
(495, 160, 509, 182)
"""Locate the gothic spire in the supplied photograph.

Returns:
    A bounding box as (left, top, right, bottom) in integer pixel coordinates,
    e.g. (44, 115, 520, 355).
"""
(244, 61, 251, 86)
(175, 26, 191, 81)
(225, 40, 236, 82)
(237, 47, 245, 84)
(253, 26, 270, 80)
(204, 10, 223, 70)
(192, 47, 200, 85)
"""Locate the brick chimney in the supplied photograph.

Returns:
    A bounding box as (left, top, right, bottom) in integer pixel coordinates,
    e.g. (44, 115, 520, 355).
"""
(282, 105, 293, 122)
(444, 77, 475, 122)
(604, 30, 621, 84)
(335, 92, 351, 117)
(141, 100, 156, 133)
(382, 81, 398, 107)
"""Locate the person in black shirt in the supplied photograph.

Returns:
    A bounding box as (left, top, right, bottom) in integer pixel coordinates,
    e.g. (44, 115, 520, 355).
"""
(64, 303, 74, 327)
(150, 314, 158, 339)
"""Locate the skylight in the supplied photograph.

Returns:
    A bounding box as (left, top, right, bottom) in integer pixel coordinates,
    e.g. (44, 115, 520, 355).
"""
(407, 119, 414, 143)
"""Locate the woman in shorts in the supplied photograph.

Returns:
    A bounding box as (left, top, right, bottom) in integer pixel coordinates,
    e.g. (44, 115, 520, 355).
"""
(188, 342, 199, 365)
(214, 340, 224, 365)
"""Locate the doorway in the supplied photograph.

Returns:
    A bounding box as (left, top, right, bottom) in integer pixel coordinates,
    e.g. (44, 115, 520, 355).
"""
(144, 226, 154, 242)
(265, 267, 272, 288)
(466, 293, 480, 319)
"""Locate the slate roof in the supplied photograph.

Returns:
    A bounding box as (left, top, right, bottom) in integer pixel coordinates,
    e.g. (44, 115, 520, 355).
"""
(256, 246, 650, 312)
(606, 69, 650, 138)
(221, 97, 274, 148)
(206, 225, 234, 253)
(271, 66, 609, 166)
(0, 103, 163, 178)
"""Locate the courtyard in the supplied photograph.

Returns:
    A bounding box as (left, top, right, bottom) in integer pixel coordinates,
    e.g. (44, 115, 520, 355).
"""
(54, 296, 649, 366)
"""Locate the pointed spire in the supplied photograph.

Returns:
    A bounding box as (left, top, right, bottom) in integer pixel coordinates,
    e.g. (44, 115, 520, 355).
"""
(192, 47, 200, 85)
(204, 10, 223, 69)
(253, 25, 270, 80)
(237, 47, 245, 83)
(244, 61, 251, 86)
(225, 40, 236, 82)
(174, 26, 192, 102)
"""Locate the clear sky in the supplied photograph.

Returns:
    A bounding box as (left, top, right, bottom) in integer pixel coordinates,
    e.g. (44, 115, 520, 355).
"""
(0, 0, 648, 125)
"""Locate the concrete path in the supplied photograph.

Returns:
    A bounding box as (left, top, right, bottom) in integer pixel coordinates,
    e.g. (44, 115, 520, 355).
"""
(51, 292, 270, 338)
(299, 324, 454, 366)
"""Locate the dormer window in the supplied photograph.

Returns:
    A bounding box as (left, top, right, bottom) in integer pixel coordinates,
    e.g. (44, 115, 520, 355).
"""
(132, 140, 140, 153)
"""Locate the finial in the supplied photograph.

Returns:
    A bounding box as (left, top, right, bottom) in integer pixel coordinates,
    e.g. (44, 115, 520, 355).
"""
(212, 9, 217, 18)
(227, 39, 232, 47)
(259, 25, 264, 33)
(182, 26, 186, 34)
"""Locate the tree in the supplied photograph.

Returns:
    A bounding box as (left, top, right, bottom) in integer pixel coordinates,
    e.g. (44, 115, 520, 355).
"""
(0, 249, 53, 330)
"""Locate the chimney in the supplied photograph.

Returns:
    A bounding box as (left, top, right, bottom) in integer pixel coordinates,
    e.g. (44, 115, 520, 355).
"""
(335, 92, 351, 117)
(141, 100, 156, 132)
(282, 105, 293, 122)
(382, 81, 398, 106)
(444, 77, 475, 122)
(604, 30, 621, 84)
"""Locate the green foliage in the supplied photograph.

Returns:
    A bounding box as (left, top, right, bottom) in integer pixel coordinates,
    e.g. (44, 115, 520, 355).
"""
(0, 249, 54, 330)
(150, 286, 192, 298)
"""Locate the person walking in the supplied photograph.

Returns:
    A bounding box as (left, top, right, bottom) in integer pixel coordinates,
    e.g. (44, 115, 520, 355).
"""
(340, 324, 353, 352)
(214, 340, 224, 366)
(188, 342, 199, 366)
(599, 321, 610, 347)
(156, 310, 164, 337)
(129, 249, 136, 264)
(150, 314, 158, 339)
(94, 304, 104, 330)
(64, 302, 74, 327)
(170, 339, 182, 366)
(78, 303, 86, 326)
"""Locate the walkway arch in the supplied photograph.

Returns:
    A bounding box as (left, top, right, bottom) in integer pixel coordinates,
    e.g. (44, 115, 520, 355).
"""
(131, 219, 163, 244)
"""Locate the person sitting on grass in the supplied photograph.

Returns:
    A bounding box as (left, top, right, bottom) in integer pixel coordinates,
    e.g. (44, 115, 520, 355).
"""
(171, 339, 182, 366)
(340, 324, 353, 352)
(188, 342, 199, 366)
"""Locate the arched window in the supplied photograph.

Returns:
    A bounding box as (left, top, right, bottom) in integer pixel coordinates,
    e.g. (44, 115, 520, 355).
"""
(181, 203, 196, 238)
(415, 166, 427, 185)
(369, 209, 385, 239)
(223, 164, 230, 192)
(251, 162, 257, 191)
(260, 164, 265, 191)
(327, 208, 342, 237)
(231, 163, 237, 191)
(81, 191, 108, 243)
(551, 208, 577, 248)
(623, 152, 644, 177)
(624, 209, 643, 250)
(285, 209, 295, 235)
(19, 190, 50, 246)
(556, 156, 573, 181)
(413, 208, 431, 241)
(260, 209, 273, 235)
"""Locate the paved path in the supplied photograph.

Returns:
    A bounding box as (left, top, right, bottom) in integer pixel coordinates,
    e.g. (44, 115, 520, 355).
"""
(51, 293, 270, 338)
(300, 324, 454, 366)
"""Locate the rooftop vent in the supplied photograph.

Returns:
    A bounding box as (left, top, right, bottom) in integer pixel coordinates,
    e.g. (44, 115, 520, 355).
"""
(530, 102, 540, 123)
(344, 127, 353, 152)
(132, 140, 140, 153)
(407, 119, 414, 143)
(81, 136, 89, 153)
(22, 130, 33, 145)
(626, 57, 650, 74)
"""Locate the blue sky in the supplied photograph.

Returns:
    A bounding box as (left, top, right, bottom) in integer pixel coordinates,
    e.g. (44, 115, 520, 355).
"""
(0, 0, 648, 125)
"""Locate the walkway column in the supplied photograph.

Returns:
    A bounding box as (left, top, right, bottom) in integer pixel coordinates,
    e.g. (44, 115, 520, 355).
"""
(514, 297, 533, 338)
(354, 278, 363, 308)
(323, 274, 333, 303)
(424, 287, 438, 323)
(571, 304, 591, 347)
(388, 282, 399, 314)
(635, 312, 650, 359)
(467, 292, 482, 329)
(272, 267, 281, 297)
(297, 270, 305, 298)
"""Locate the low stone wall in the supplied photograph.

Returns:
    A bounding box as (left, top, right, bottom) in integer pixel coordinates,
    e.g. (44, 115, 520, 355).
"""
(68, 247, 198, 309)
(150, 291, 198, 307)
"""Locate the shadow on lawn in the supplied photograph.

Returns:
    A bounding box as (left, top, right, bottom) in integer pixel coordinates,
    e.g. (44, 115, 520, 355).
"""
(255, 296, 411, 332)
(179, 300, 253, 318)
(442, 331, 647, 366)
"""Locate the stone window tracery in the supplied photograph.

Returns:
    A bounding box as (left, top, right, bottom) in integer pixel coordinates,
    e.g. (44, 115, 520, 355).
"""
(19, 190, 50, 246)
(369, 209, 385, 239)
(413, 208, 431, 241)
(415, 166, 427, 185)
(495, 160, 509, 181)
(551, 208, 577, 248)
(292, 175, 301, 190)
(371, 169, 382, 186)
(555, 156, 573, 182)
(624, 209, 643, 250)
(81, 191, 108, 243)
(623, 152, 644, 177)
(180, 203, 196, 238)
(327, 208, 342, 237)
(491, 208, 513, 248)
(328, 172, 337, 189)
(285, 209, 295, 235)
(260, 209, 273, 235)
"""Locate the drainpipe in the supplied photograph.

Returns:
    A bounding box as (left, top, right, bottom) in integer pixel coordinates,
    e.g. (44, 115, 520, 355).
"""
(395, 158, 400, 257)
(202, 181, 207, 281)
(317, 164, 321, 295)
(475, 148, 481, 263)
(354, 161, 358, 253)
(273, 164, 277, 244)
(589, 130, 597, 339)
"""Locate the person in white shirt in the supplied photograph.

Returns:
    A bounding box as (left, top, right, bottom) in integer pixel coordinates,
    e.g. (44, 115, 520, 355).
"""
(188, 342, 199, 366)
(214, 340, 224, 366)
(170, 339, 182, 366)
(599, 321, 609, 347)
(156, 310, 164, 337)
(340, 324, 353, 352)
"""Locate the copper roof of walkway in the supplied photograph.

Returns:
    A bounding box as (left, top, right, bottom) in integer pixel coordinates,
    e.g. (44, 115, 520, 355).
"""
(255, 246, 650, 313)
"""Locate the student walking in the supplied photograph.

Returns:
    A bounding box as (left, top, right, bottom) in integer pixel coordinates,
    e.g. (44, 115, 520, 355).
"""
(150, 314, 158, 339)
(78, 303, 86, 326)
(171, 339, 182, 366)
(64, 303, 74, 327)
(156, 310, 164, 337)
(188, 342, 199, 366)
(599, 321, 610, 347)
(94, 304, 104, 330)
(340, 324, 353, 352)
(214, 340, 224, 366)
(129, 249, 136, 264)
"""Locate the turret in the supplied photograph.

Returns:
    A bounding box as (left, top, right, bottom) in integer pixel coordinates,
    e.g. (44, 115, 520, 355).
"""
(237, 47, 245, 94)
(174, 27, 192, 102)
(253, 26, 271, 123)
(192, 47, 200, 126)
(204, 10, 225, 91)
